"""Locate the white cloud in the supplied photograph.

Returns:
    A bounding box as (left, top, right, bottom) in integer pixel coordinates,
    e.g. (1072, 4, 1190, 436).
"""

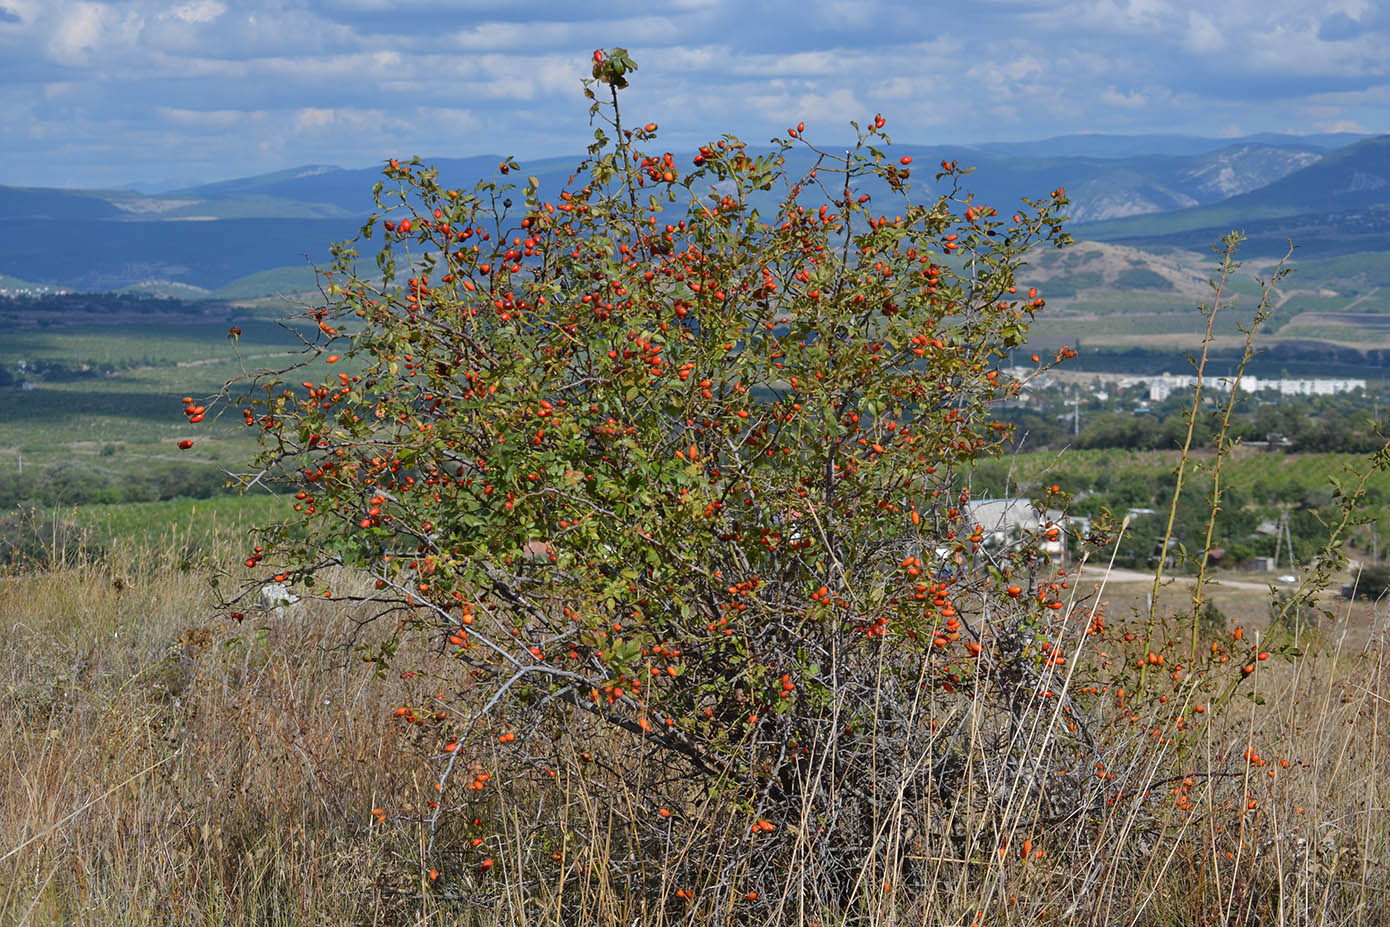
(290, 105, 409, 136)
(0, 0, 36, 24)
(990, 103, 1021, 123)
(448, 21, 541, 49)
(43, 81, 80, 100)
(1184, 10, 1226, 52)
(745, 51, 841, 77)
(294, 107, 336, 131)
(449, 17, 681, 51)
(1327, 0, 1376, 19)
(419, 106, 479, 133)
(1101, 87, 1150, 107)
(157, 105, 252, 127)
(319, 0, 497, 9)
(1078, 0, 1172, 32)
(1127, 0, 1170, 21)
(47, 2, 114, 64)
(795, 86, 864, 126)
(814, 0, 876, 29)
(166, 0, 224, 24)
(1316, 117, 1367, 132)
(874, 76, 920, 101)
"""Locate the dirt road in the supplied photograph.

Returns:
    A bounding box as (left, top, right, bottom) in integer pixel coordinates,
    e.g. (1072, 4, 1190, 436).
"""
(1073, 565, 1304, 593)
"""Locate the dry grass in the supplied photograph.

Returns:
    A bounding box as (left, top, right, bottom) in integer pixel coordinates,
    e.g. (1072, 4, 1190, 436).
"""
(2, 543, 1388, 925)
(0, 547, 437, 925)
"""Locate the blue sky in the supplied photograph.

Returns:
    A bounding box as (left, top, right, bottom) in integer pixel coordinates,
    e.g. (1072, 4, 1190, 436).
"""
(1, 0, 1386, 189)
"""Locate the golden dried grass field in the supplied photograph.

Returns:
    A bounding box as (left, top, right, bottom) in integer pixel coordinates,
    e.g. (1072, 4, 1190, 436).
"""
(3, 535, 1387, 926)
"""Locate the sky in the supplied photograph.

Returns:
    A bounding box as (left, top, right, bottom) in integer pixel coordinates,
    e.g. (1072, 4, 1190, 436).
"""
(1, 0, 1387, 190)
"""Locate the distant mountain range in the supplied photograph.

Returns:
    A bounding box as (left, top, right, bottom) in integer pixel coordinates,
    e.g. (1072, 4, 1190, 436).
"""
(1076, 135, 1390, 257)
(0, 132, 1384, 295)
(911, 142, 1326, 223)
(972, 131, 1367, 159)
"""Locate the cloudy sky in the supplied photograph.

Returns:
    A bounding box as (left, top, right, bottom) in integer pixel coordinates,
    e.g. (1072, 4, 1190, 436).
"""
(1, 0, 1386, 190)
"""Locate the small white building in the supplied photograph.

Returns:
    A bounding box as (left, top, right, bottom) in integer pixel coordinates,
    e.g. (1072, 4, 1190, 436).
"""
(965, 498, 1073, 563)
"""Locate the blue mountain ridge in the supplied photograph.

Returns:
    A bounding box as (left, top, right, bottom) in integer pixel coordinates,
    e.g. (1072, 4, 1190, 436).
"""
(0, 133, 1381, 294)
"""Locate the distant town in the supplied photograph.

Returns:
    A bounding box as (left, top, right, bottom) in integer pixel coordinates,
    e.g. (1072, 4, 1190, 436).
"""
(1132, 373, 1367, 402)
(1011, 368, 1370, 403)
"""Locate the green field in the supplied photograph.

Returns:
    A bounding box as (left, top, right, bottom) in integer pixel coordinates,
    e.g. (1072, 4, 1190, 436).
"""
(213, 265, 323, 300)
(0, 349, 276, 498)
(3, 289, 1389, 562)
(1287, 249, 1390, 291)
(1029, 310, 1248, 338)
(0, 302, 336, 523)
(0, 317, 303, 368)
(1074, 203, 1303, 241)
(70, 494, 289, 558)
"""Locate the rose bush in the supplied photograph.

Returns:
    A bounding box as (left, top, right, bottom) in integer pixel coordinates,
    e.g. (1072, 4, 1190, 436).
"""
(212, 50, 1336, 924)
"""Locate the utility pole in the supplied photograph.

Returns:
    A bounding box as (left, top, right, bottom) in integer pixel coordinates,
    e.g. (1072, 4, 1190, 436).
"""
(1273, 510, 1296, 572)
(1273, 510, 1285, 571)
(1284, 514, 1296, 571)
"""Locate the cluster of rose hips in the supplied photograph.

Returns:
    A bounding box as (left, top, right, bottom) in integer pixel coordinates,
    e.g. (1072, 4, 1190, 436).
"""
(176, 395, 205, 449)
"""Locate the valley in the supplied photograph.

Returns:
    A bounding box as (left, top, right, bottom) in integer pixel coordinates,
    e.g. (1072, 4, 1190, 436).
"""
(3, 132, 1388, 353)
(4, 128, 1390, 552)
